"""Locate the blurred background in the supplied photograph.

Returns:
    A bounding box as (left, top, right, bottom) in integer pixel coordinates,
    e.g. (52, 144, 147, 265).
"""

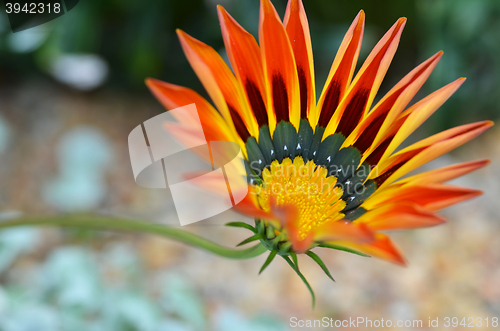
(0, 0, 499, 330)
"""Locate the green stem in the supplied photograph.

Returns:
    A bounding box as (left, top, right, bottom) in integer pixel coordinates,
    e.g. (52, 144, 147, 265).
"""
(0, 214, 267, 260)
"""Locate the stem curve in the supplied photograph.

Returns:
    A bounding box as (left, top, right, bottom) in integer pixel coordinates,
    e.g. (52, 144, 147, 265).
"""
(0, 214, 267, 260)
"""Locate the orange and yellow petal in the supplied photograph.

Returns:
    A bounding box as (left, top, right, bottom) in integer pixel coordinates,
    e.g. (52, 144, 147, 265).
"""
(284, 0, 316, 121)
(357, 202, 446, 231)
(323, 18, 406, 138)
(315, 10, 364, 128)
(259, 0, 301, 132)
(327, 233, 407, 266)
(218, 6, 270, 129)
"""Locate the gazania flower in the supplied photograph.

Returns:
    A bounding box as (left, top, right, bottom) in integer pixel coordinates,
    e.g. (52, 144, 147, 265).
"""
(146, 0, 492, 300)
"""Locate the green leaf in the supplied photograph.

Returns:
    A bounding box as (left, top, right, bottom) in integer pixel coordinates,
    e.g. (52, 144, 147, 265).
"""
(255, 219, 265, 235)
(259, 250, 277, 274)
(290, 252, 299, 271)
(282, 256, 315, 308)
(225, 222, 256, 233)
(266, 226, 275, 239)
(278, 241, 292, 254)
(307, 251, 335, 282)
(237, 234, 262, 247)
(318, 243, 371, 257)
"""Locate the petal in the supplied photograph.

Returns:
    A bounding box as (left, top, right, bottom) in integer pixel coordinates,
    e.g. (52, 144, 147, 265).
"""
(177, 30, 257, 140)
(316, 10, 364, 128)
(285, 218, 375, 254)
(163, 122, 209, 154)
(367, 78, 466, 165)
(323, 18, 406, 138)
(372, 120, 493, 188)
(235, 192, 278, 221)
(273, 202, 315, 253)
(233, 191, 290, 229)
(259, 0, 301, 133)
(364, 184, 482, 211)
(313, 221, 375, 243)
(327, 233, 407, 266)
(398, 159, 490, 186)
(357, 202, 446, 231)
(218, 6, 270, 128)
(146, 79, 235, 143)
(284, 0, 315, 120)
(182, 169, 230, 194)
(347, 51, 443, 152)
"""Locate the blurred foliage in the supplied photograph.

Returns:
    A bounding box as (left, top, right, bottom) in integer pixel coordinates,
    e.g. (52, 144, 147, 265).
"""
(0, 0, 499, 129)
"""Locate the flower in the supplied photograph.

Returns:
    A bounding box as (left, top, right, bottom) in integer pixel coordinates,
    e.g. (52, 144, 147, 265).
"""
(146, 0, 492, 298)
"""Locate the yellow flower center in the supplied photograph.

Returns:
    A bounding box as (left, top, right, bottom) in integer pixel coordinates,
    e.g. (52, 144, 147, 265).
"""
(253, 157, 346, 240)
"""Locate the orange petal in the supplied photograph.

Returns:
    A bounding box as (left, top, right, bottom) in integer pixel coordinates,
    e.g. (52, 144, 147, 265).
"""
(398, 159, 490, 186)
(313, 221, 375, 243)
(234, 192, 278, 221)
(218, 6, 270, 128)
(146, 79, 234, 143)
(369, 78, 466, 165)
(348, 51, 443, 152)
(372, 120, 493, 188)
(327, 233, 407, 266)
(163, 122, 209, 156)
(278, 206, 316, 253)
(365, 184, 482, 211)
(323, 18, 406, 138)
(315, 10, 364, 128)
(182, 170, 229, 194)
(357, 202, 446, 231)
(259, 0, 301, 133)
(284, 0, 315, 120)
(177, 30, 257, 140)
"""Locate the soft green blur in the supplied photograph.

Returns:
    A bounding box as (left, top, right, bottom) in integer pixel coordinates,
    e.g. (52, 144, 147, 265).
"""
(0, 0, 499, 128)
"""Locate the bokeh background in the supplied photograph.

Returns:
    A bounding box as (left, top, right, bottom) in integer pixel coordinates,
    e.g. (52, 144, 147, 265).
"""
(0, 0, 499, 330)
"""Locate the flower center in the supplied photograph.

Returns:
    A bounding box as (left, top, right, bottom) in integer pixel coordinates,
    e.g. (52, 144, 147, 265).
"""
(254, 157, 346, 240)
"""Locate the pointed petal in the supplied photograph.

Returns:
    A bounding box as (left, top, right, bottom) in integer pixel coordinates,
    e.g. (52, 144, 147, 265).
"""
(284, 0, 316, 121)
(163, 122, 210, 156)
(324, 18, 407, 138)
(259, 0, 301, 132)
(182, 170, 233, 196)
(177, 30, 257, 140)
(218, 6, 269, 128)
(234, 191, 279, 222)
(369, 78, 466, 165)
(372, 121, 493, 188)
(398, 159, 490, 185)
(327, 233, 407, 266)
(357, 202, 446, 231)
(273, 201, 314, 253)
(364, 184, 482, 211)
(146, 79, 235, 143)
(313, 221, 375, 243)
(348, 51, 443, 152)
(316, 10, 364, 128)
